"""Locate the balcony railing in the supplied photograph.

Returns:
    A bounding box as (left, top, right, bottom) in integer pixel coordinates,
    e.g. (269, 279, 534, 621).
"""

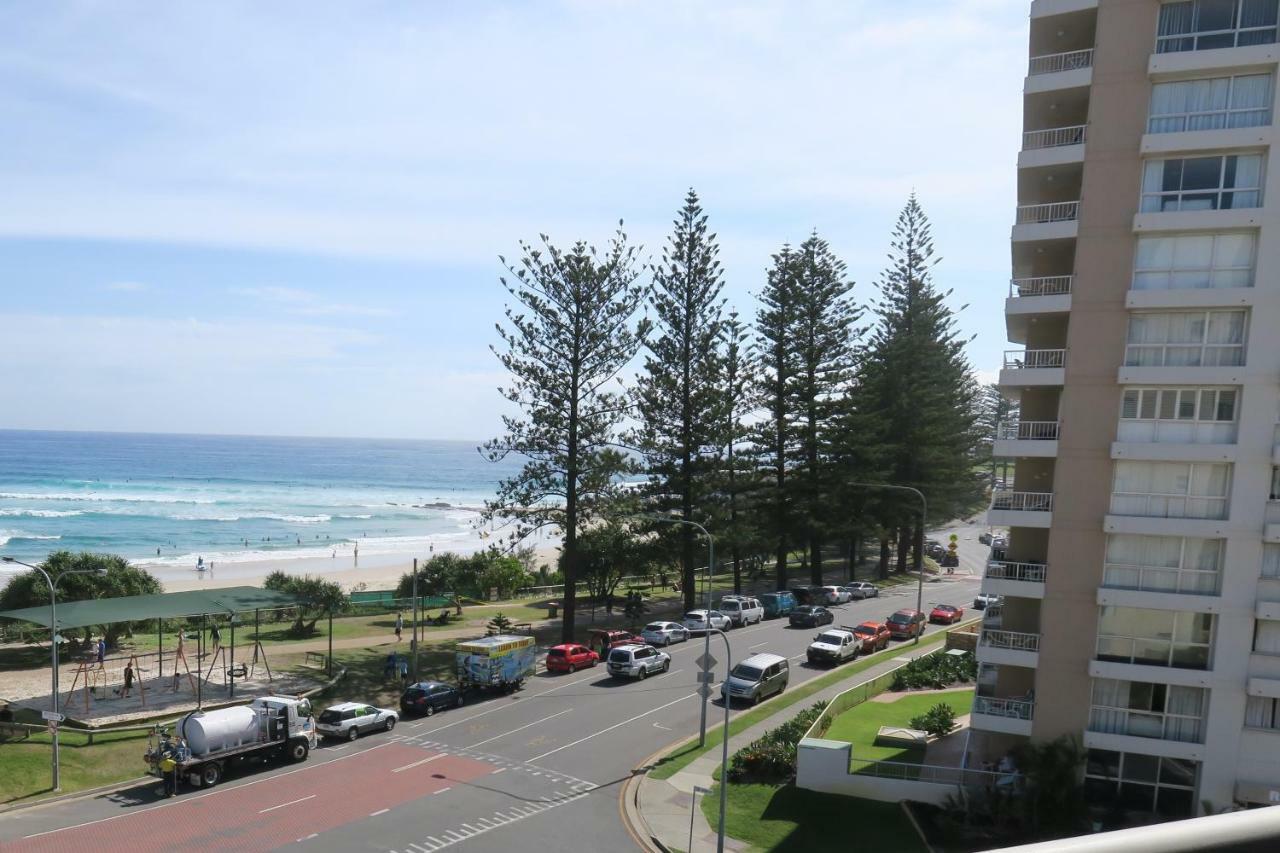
(981, 629, 1042, 652)
(1109, 492, 1228, 520)
(1016, 201, 1080, 225)
(985, 560, 1048, 583)
(852, 758, 1009, 787)
(1023, 124, 1087, 150)
(991, 490, 1054, 513)
(1010, 275, 1073, 297)
(1003, 349, 1065, 370)
(1028, 48, 1093, 76)
(973, 696, 1036, 721)
(996, 421, 1060, 441)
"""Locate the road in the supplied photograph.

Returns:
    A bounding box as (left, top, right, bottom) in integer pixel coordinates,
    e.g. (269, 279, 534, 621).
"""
(0, 526, 989, 852)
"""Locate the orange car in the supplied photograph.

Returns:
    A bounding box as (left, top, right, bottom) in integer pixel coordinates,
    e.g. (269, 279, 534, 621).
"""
(851, 620, 891, 652)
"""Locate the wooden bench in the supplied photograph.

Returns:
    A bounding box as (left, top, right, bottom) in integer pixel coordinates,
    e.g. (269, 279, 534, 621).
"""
(512, 623, 533, 635)
(0, 721, 31, 742)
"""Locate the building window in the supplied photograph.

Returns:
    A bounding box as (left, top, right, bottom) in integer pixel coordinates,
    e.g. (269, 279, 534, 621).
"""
(1149, 74, 1273, 133)
(1245, 695, 1280, 729)
(1272, 467, 1280, 499)
(1263, 543, 1280, 578)
(1111, 461, 1231, 520)
(1133, 232, 1255, 290)
(1125, 310, 1246, 367)
(1085, 749, 1199, 817)
(1097, 606, 1214, 669)
(1140, 154, 1263, 211)
(1089, 678, 1206, 742)
(1157, 0, 1279, 53)
(1254, 619, 1280, 654)
(1104, 534, 1223, 594)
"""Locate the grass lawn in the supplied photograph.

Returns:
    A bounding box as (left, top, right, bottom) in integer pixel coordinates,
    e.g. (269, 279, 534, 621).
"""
(701, 781, 925, 853)
(0, 726, 152, 805)
(823, 687, 974, 772)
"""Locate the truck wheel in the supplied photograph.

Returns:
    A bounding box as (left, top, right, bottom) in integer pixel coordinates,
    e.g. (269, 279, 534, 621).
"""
(289, 740, 309, 762)
(199, 762, 222, 788)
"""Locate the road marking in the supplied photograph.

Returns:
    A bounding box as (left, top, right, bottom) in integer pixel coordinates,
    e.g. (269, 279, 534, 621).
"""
(463, 708, 572, 749)
(653, 721, 671, 730)
(526, 691, 696, 762)
(259, 793, 316, 813)
(408, 791, 589, 850)
(392, 753, 446, 773)
(749, 641, 769, 649)
(370, 808, 390, 817)
(492, 766, 506, 773)
(436, 786, 452, 795)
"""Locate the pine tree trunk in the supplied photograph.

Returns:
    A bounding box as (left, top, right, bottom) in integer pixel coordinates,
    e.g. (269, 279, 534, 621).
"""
(732, 547, 742, 595)
(877, 537, 890, 581)
(809, 539, 823, 585)
(896, 527, 910, 574)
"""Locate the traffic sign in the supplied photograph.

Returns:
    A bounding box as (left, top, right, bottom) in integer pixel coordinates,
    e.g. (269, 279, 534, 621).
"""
(695, 652, 717, 670)
(696, 671, 716, 683)
(697, 683, 713, 699)
(42, 710, 65, 723)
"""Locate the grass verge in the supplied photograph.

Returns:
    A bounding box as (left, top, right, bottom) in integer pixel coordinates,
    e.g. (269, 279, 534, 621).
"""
(0, 726, 152, 805)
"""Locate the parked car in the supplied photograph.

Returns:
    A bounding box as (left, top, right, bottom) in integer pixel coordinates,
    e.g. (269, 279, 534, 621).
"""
(991, 536, 1008, 549)
(789, 605, 834, 628)
(760, 591, 798, 618)
(806, 629, 861, 666)
(587, 628, 645, 660)
(316, 702, 397, 741)
(788, 586, 815, 606)
(545, 643, 598, 673)
(885, 609, 927, 640)
(973, 592, 1002, 610)
(399, 681, 464, 717)
(606, 644, 671, 680)
(823, 585, 851, 604)
(843, 582, 879, 600)
(640, 621, 690, 647)
(850, 620, 891, 652)
(683, 609, 732, 634)
(924, 540, 946, 560)
(978, 531, 993, 545)
(719, 596, 764, 627)
(929, 604, 964, 625)
(809, 585, 839, 605)
(720, 653, 789, 705)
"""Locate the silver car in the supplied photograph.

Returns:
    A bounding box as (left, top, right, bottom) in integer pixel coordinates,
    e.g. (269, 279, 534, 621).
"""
(683, 609, 732, 634)
(316, 702, 398, 741)
(641, 621, 690, 646)
(844, 582, 879, 600)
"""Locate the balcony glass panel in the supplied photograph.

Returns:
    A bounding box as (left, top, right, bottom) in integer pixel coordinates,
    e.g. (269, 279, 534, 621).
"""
(1149, 74, 1273, 133)
(1103, 534, 1222, 595)
(1110, 461, 1230, 520)
(1096, 606, 1214, 670)
(1124, 310, 1246, 367)
(1118, 387, 1238, 444)
(1157, 0, 1279, 53)
(1140, 154, 1262, 212)
(1133, 232, 1255, 291)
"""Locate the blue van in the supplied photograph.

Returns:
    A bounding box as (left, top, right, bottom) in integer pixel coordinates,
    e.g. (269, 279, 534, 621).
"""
(760, 591, 798, 619)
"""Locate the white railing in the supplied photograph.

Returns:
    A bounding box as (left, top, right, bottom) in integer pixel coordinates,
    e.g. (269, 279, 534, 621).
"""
(1016, 201, 1080, 224)
(1010, 275, 1073, 297)
(852, 758, 1009, 787)
(996, 421, 1060, 441)
(1023, 124, 1087, 150)
(1003, 348, 1065, 370)
(973, 696, 1036, 721)
(1109, 492, 1228, 520)
(1102, 563, 1220, 596)
(1123, 344, 1244, 368)
(1028, 48, 1093, 76)
(985, 560, 1047, 583)
(990, 490, 1054, 513)
(981, 629, 1041, 652)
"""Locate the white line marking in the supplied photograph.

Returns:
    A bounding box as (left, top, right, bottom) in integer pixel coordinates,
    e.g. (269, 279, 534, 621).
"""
(370, 807, 390, 817)
(492, 766, 506, 773)
(258, 793, 316, 813)
(428, 837, 445, 846)
(461, 823, 478, 832)
(463, 708, 572, 748)
(653, 721, 671, 730)
(392, 753, 446, 773)
(749, 641, 769, 649)
(436, 786, 452, 794)
(526, 691, 696, 762)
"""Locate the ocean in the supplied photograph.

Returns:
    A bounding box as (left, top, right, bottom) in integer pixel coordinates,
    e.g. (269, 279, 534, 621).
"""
(0, 430, 524, 573)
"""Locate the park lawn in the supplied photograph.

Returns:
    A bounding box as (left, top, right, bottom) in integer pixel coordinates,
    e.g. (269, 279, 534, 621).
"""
(824, 687, 974, 772)
(0, 725, 152, 804)
(701, 781, 925, 853)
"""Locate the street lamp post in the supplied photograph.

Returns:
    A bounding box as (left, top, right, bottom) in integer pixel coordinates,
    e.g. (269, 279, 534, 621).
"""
(845, 483, 928, 644)
(706, 627, 733, 853)
(1, 556, 103, 792)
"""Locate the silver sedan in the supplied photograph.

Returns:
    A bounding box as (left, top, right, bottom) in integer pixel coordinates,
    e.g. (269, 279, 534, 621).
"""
(641, 621, 690, 646)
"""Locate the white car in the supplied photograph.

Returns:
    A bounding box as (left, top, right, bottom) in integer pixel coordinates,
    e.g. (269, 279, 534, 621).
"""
(974, 592, 1002, 610)
(719, 596, 764, 626)
(316, 702, 398, 741)
(825, 585, 852, 604)
(606, 644, 672, 680)
(844, 582, 879, 600)
(641, 621, 690, 646)
(683, 609, 732, 634)
(806, 629, 861, 666)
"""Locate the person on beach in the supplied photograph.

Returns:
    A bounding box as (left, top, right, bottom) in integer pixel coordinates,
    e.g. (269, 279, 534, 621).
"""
(122, 661, 135, 698)
(394, 612, 403, 641)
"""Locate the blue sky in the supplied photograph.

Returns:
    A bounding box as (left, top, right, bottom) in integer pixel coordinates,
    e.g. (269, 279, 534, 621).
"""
(1, 0, 1028, 440)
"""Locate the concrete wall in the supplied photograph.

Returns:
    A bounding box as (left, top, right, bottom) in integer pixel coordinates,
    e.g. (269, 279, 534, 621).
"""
(796, 738, 963, 805)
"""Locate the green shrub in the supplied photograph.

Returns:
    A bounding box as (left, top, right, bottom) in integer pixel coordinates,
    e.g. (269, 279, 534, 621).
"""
(728, 701, 828, 783)
(891, 652, 976, 691)
(909, 703, 957, 738)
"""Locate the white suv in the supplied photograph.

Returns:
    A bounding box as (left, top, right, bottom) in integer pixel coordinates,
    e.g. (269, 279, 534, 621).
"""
(683, 610, 732, 634)
(719, 597, 764, 627)
(606, 644, 672, 680)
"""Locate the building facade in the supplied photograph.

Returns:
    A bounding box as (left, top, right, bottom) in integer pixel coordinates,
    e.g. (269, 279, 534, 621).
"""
(976, 0, 1280, 816)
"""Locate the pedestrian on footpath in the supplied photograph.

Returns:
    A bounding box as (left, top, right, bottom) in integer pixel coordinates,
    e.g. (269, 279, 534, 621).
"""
(394, 611, 403, 642)
(122, 661, 135, 698)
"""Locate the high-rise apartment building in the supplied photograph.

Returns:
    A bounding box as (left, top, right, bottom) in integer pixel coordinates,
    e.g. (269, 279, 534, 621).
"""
(976, 0, 1280, 817)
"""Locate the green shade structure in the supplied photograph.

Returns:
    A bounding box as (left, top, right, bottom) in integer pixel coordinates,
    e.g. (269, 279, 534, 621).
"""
(0, 586, 300, 630)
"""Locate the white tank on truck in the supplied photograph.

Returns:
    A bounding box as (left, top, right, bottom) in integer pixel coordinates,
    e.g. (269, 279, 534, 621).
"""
(178, 705, 260, 756)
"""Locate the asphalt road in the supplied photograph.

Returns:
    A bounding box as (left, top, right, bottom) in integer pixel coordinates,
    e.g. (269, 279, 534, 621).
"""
(0, 526, 990, 852)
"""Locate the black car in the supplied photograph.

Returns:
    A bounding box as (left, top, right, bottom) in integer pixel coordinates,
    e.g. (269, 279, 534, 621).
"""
(789, 605, 834, 628)
(788, 586, 815, 606)
(400, 680, 464, 717)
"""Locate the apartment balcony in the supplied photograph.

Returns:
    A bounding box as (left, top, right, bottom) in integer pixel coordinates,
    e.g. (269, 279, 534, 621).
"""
(1026, 49, 1093, 94)
(970, 696, 1035, 737)
(1265, 501, 1280, 544)
(1030, 0, 1096, 19)
(1110, 440, 1237, 464)
(1006, 277, 1072, 342)
(977, 629, 1041, 668)
(993, 420, 1059, 459)
(983, 560, 1047, 600)
(1105, 492, 1229, 539)
(988, 490, 1054, 529)
(999, 349, 1066, 389)
(1082, 729, 1206, 762)
(1012, 201, 1079, 241)
(1019, 125, 1087, 168)
(1088, 658, 1213, 690)
(1149, 41, 1280, 79)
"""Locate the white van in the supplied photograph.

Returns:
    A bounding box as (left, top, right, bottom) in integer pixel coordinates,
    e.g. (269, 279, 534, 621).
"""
(720, 653, 789, 705)
(719, 596, 764, 627)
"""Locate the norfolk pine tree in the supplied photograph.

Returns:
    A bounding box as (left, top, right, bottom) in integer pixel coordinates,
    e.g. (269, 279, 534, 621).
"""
(484, 227, 648, 643)
(717, 310, 759, 594)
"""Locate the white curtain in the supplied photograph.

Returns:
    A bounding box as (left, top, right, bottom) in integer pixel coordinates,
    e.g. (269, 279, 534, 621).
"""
(1090, 678, 1129, 734)
(1245, 695, 1278, 729)
(1262, 544, 1280, 578)
(1211, 232, 1255, 287)
(1232, 155, 1263, 189)
(1230, 74, 1274, 128)
(1207, 311, 1246, 343)
(1254, 620, 1280, 654)
(1166, 686, 1205, 741)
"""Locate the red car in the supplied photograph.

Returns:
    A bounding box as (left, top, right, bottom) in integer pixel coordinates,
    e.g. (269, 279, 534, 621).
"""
(929, 604, 964, 625)
(886, 609, 927, 640)
(545, 643, 598, 674)
(851, 620, 891, 652)
(586, 628, 644, 660)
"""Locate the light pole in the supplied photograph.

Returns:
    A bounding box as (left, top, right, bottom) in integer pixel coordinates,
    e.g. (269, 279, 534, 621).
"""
(629, 514, 715, 746)
(706, 627, 733, 853)
(1, 556, 103, 792)
(846, 482, 928, 645)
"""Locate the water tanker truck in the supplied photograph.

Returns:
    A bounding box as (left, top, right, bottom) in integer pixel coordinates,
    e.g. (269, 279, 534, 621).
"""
(145, 695, 316, 790)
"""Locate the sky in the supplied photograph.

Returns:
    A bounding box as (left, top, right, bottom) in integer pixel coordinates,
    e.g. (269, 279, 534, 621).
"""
(0, 0, 1029, 441)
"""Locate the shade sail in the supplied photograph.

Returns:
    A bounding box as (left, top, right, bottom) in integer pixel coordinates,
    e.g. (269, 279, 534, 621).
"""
(0, 586, 301, 630)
